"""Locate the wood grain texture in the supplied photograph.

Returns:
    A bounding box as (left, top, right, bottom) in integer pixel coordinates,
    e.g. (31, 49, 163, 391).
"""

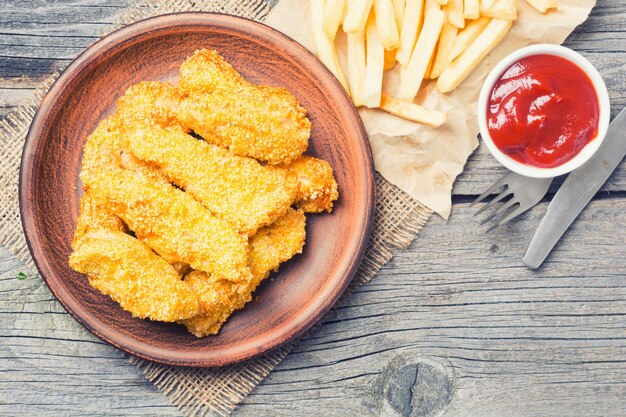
(236, 198, 625, 417)
(0, 0, 135, 116)
(1, 0, 625, 416)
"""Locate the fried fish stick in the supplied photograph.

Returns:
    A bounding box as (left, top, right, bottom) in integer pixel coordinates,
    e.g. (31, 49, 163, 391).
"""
(120, 123, 298, 236)
(177, 49, 311, 165)
(82, 165, 250, 282)
(70, 230, 201, 322)
(182, 208, 306, 337)
(116, 81, 186, 129)
(275, 156, 339, 213)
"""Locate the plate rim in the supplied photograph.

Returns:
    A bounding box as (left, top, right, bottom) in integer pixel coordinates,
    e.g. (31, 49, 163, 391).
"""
(19, 11, 375, 367)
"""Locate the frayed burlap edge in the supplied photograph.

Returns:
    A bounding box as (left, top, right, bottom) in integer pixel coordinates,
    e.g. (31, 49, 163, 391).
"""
(0, 0, 432, 416)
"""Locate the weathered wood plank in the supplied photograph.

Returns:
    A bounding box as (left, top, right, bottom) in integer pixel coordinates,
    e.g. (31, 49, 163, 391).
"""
(0, 197, 624, 416)
(235, 196, 626, 416)
(0, 0, 134, 117)
(0, 246, 181, 416)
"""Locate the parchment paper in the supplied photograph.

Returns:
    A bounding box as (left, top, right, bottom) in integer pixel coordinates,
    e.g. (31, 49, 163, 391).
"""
(265, 0, 596, 218)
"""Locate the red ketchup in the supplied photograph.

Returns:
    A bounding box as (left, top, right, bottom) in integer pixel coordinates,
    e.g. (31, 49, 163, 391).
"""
(487, 54, 600, 168)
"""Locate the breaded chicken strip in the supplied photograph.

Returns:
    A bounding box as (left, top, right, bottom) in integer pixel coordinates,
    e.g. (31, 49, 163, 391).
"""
(116, 81, 185, 129)
(72, 193, 126, 250)
(182, 208, 306, 337)
(70, 229, 201, 322)
(72, 122, 202, 321)
(177, 49, 311, 165)
(83, 165, 250, 283)
(247, 208, 307, 280)
(275, 156, 339, 213)
(80, 115, 125, 175)
(120, 123, 298, 236)
(73, 192, 192, 277)
(80, 113, 250, 282)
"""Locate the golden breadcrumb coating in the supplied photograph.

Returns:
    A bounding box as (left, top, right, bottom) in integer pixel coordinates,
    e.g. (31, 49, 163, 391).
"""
(80, 113, 251, 282)
(177, 49, 311, 165)
(72, 193, 126, 250)
(116, 81, 185, 129)
(119, 122, 299, 236)
(82, 165, 251, 283)
(182, 208, 306, 337)
(247, 208, 307, 280)
(80, 115, 125, 175)
(179, 272, 242, 336)
(72, 135, 200, 322)
(69, 230, 201, 322)
(179, 49, 244, 94)
(69, 50, 339, 337)
(276, 156, 339, 213)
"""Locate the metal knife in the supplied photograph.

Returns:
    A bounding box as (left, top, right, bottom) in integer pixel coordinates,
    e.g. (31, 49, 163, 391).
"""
(523, 107, 626, 269)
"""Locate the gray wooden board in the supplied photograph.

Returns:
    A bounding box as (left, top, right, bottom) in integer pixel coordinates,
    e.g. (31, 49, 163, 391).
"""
(0, 1, 624, 416)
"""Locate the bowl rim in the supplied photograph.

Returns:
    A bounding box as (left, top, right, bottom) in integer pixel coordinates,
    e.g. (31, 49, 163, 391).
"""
(477, 44, 611, 178)
(19, 12, 376, 367)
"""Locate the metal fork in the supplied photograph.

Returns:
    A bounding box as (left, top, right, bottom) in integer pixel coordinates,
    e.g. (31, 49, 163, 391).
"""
(471, 171, 553, 232)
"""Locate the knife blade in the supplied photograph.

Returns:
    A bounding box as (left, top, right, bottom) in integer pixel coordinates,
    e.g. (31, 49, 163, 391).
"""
(523, 107, 626, 269)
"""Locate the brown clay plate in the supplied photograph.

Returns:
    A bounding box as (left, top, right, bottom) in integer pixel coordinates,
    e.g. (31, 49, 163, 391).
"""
(19, 12, 374, 367)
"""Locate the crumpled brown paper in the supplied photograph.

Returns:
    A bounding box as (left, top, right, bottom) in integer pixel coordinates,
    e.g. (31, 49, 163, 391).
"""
(265, 0, 596, 218)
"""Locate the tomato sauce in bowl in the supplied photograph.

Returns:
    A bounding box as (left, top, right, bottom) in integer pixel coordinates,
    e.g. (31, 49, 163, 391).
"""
(478, 45, 610, 178)
(487, 54, 600, 169)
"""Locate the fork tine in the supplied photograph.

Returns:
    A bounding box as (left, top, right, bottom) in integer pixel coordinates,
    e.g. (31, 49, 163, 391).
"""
(485, 204, 527, 233)
(491, 199, 540, 231)
(480, 198, 518, 225)
(474, 189, 511, 216)
(470, 175, 509, 207)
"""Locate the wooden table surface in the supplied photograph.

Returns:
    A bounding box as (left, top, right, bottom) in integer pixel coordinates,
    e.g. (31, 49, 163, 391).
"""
(1, 1, 624, 416)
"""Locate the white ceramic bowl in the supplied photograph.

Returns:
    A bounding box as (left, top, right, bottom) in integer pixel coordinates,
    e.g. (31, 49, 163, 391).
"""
(477, 44, 610, 178)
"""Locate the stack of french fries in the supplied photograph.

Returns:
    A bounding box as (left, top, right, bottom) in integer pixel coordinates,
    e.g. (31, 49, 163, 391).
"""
(311, 0, 561, 128)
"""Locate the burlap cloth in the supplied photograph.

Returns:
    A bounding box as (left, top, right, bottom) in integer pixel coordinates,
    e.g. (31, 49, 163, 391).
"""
(0, 0, 432, 415)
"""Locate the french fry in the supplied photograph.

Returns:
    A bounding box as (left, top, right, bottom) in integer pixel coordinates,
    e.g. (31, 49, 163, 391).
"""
(424, 52, 435, 80)
(392, 0, 406, 29)
(397, 6, 445, 101)
(362, 13, 386, 107)
(481, 0, 497, 6)
(322, 0, 347, 40)
(436, 18, 512, 93)
(343, 0, 375, 34)
(525, 0, 561, 13)
(374, 0, 401, 50)
(463, 0, 480, 19)
(445, 0, 465, 29)
(448, 16, 490, 61)
(311, 0, 351, 95)
(347, 32, 367, 106)
(418, 26, 436, 79)
(396, 0, 424, 66)
(429, 21, 459, 79)
(436, 0, 450, 4)
(384, 48, 398, 70)
(479, 0, 517, 20)
(380, 95, 447, 127)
